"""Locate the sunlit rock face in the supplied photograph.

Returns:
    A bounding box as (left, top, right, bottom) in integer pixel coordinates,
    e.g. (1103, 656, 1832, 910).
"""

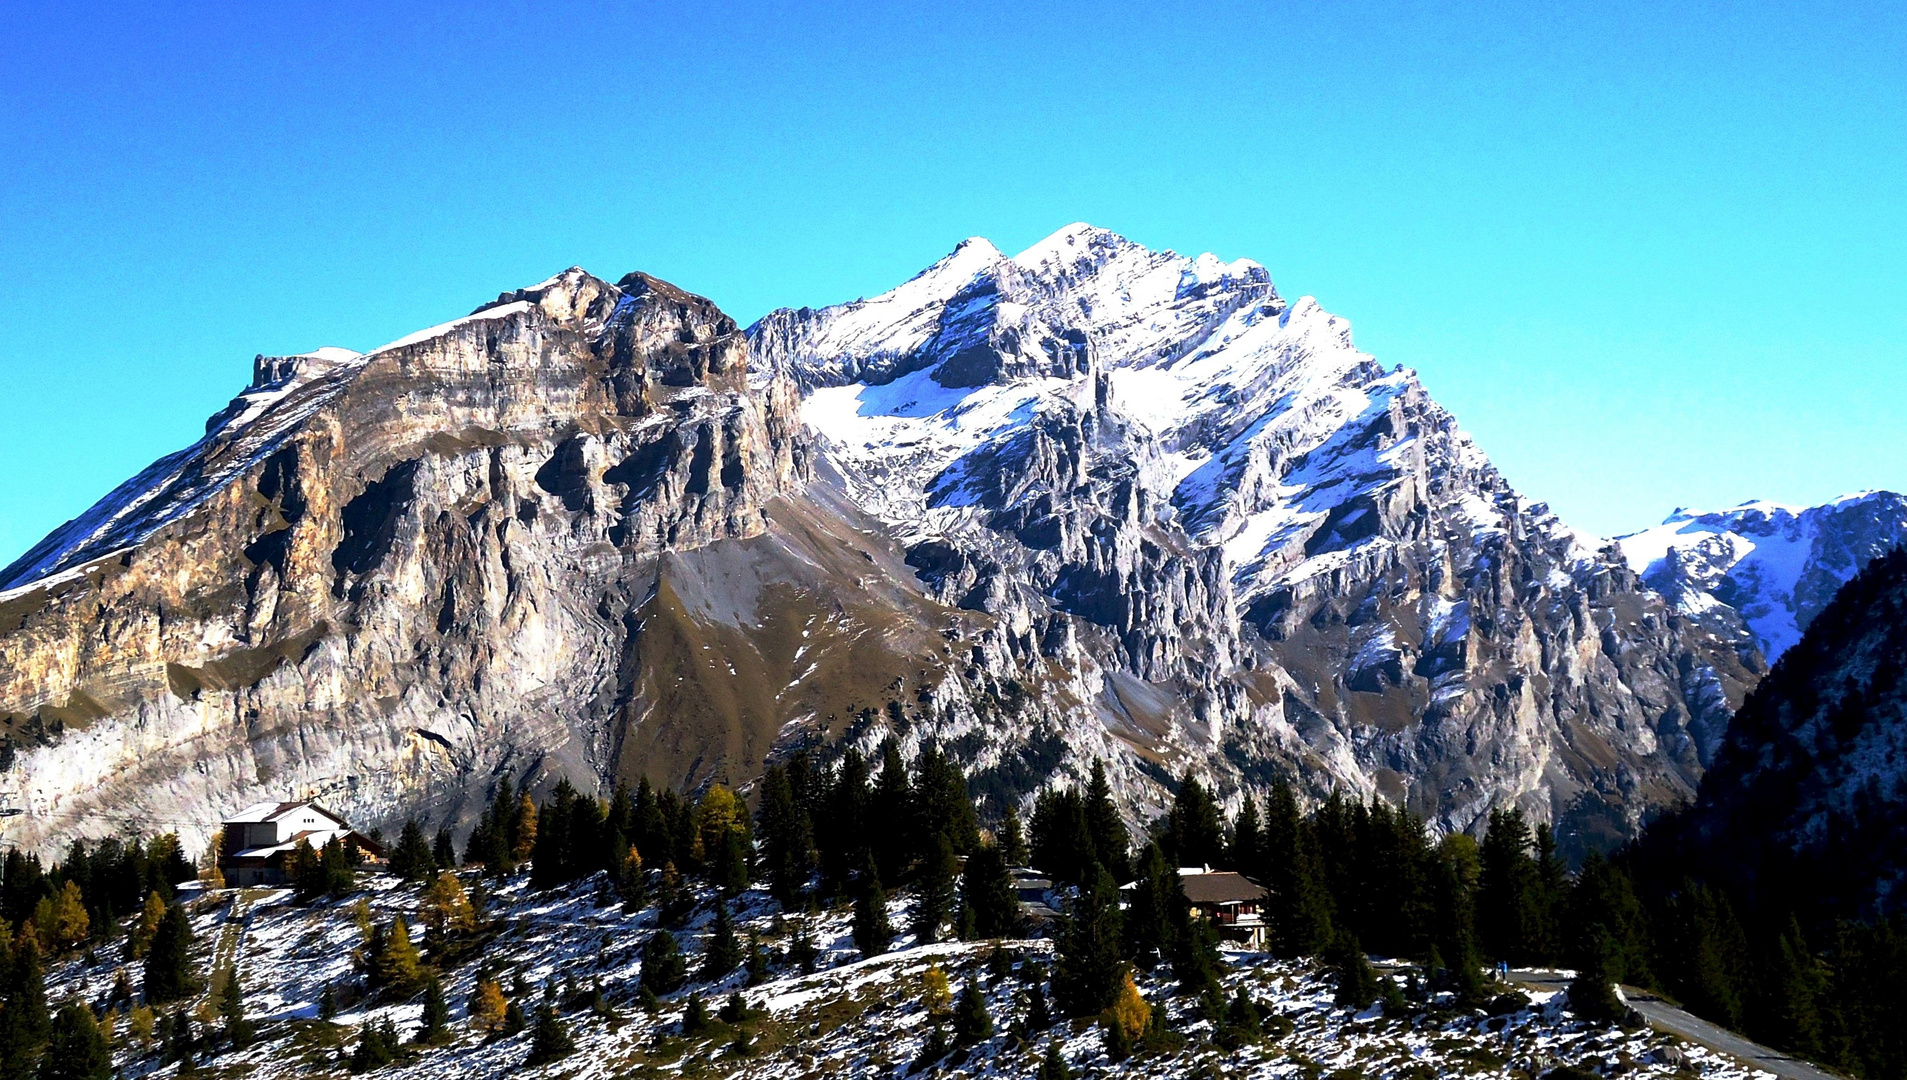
(0, 269, 810, 853)
(753, 225, 1758, 855)
(1, 229, 1770, 859)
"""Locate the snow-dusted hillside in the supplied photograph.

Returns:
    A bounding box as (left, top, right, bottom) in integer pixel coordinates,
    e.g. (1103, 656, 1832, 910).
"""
(44, 871, 1766, 1080)
(1617, 491, 1907, 662)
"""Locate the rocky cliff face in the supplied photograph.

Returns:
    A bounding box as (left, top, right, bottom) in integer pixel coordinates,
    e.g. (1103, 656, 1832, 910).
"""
(0, 269, 811, 853)
(752, 225, 1759, 854)
(0, 228, 1792, 858)
(1616, 491, 1907, 663)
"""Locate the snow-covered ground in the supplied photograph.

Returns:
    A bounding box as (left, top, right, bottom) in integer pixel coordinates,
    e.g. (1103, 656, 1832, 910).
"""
(47, 871, 1776, 1080)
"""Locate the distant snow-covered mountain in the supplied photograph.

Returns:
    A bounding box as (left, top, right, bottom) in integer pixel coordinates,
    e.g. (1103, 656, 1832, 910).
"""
(1617, 491, 1907, 663)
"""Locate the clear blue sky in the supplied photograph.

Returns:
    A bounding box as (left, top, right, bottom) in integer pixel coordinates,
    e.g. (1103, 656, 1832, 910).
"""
(2, 2, 1903, 562)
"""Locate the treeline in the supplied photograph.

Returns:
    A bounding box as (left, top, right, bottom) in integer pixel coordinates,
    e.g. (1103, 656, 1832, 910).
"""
(1123, 776, 1907, 1080)
(1617, 816, 1907, 1080)
(0, 835, 204, 1078)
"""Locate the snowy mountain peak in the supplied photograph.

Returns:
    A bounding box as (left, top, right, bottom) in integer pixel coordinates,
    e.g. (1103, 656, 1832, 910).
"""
(749, 228, 1757, 844)
(1619, 490, 1907, 661)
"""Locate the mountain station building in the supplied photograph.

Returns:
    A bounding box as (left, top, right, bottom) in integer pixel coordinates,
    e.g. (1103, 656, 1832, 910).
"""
(216, 800, 384, 887)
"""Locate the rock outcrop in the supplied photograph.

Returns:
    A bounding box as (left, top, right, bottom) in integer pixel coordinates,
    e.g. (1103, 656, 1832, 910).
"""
(0, 228, 1811, 858)
(753, 224, 1760, 855)
(0, 269, 809, 853)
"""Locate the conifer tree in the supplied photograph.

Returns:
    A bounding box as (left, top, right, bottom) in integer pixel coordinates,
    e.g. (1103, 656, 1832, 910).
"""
(1478, 807, 1537, 965)
(680, 992, 712, 1035)
(415, 975, 449, 1044)
(911, 1024, 950, 1071)
(922, 963, 953, 1018)
(130, 890, 167, 958)
(912, 833, 958, 945)
(163, 1011, 195, 1067)
(372, 915, 424, 995)
(218, 962, 254, 1047)
(1660, 882, 1748, 1030)
(1029, 788, 1095, 886)
(1257, 784, 1328, 958)
(642, 929, 688, 996)
(1052, 865, 1123, 1017)
(913, 744, 981, 856)
(512, 789, 539, 867)
(39, 1003, 111, 1080)
(390, 819, 435, 882)
(144, 899, 194, 1003)
(787, 920, 819, 974)
(1165, 773, 1224, 869)
(656, 860, 694, 928)
(1430, 850, 1486, 1003)
(433, 828, 457, 869)
(1531, 823, 1565, 964)
(870, 738, 911, 882)
(958, 842, 1020, 940)
(1037, 1040, 1071, 1080)
(318, 835, 357, 897)
(711, 824, 751, 896)
(1757, 917, 1826, 1059)
(469, 978, 508, 1033)
(1229, 794, 1264, 873)
(349, 1015, 399, 1070)
(422, 870, 477, 941)
(852, 858, 894, 958)
(0, 933, 51, 1080)
(953, 976, 993, 1046)
(524, 1004, 575, 1066)
(1123, 842, 1174, 970)
(1167, 890, 1221, 995)
(1103, 971, 1150, 1059)
(744, 934, 770, 987)
(1565, 853, 1652, 987)
(1328, 932, 1380, 1009)
(702, 900, 743, 981)
(756, 763, 816, 909)
(1084, 760, 1131, 883)
(1567, 930, 1627, 1025)
(819, 749, 870, 898)
(44, 881, 89, 950)
(1000, 802, 1030, 867)
(616, 845, 647, 910)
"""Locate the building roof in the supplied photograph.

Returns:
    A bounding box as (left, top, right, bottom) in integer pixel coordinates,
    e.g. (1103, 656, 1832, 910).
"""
(1178, 870, 1268, 905)
(227, 827, 385, 861)
(224, 799, 345, 825)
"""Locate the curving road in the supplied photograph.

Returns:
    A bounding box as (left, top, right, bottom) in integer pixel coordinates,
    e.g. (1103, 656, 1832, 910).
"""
(1508, 970, 1843, 1080)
